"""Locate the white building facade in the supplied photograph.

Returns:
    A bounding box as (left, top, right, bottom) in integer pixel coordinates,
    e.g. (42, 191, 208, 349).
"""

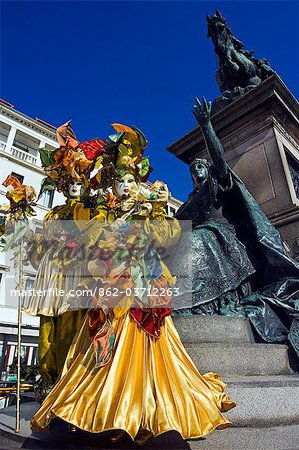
(0, 99, 64, 376)
(0, 99, 182, 377)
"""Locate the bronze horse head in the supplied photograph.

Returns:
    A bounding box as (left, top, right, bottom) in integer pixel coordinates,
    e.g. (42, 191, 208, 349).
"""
(205, 10, 273, 97)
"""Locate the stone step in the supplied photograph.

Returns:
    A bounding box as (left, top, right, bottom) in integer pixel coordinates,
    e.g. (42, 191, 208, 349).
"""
(173, 315, 255, 344)
(1, 398, 299, 449)
(224, 375, 299, 427)
(1, 375, 299, 448)
(187, 424, 299, 450)
(184, 342, 292, 376)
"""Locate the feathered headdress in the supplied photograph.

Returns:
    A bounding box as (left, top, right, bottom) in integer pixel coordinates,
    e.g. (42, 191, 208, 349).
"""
(91, 123, 153, 191)
(3, 175, 36, 208)
(38, 121, 107, 199)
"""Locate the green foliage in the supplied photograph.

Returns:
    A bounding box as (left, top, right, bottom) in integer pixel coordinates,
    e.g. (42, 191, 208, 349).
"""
(131, 125, 147, 149)
(141, 157, 150, 178)
(37, 147, 60, 167)
(1, 220, 28, 252)
(108, 132, 123, 144)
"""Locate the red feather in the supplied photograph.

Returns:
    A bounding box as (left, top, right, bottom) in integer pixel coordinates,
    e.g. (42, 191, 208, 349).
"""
(79, 139, 107, 160)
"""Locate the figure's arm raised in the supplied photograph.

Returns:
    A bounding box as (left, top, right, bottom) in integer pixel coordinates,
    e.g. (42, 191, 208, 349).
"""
(192, 97, 228, 181)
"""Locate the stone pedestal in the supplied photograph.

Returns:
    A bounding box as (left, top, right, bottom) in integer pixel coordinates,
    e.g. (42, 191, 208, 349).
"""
(168, 74, 299, 257)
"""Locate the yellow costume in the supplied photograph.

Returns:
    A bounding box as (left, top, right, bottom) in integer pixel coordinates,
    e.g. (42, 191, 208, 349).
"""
(31, 123, 235, 442)
(32, 313, 234, 439)
(24, 200, 90, 391)
(31, 203, 235, 440)
(23, 120, 105, 396)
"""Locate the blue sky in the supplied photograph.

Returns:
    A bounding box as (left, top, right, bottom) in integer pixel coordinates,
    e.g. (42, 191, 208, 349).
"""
(1, 1, 299, 201)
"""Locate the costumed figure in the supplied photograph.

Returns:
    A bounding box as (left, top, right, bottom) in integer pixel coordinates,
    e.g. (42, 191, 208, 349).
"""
(30, 123, 235, 446)
(174, 97, 299, 369)
(0, 174, 36, 248)
(23, 121, 106, 400)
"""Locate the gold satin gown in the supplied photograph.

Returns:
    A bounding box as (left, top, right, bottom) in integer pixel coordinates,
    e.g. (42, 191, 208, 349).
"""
(31, 207, 235, 440)
(31, 310, 235, 439)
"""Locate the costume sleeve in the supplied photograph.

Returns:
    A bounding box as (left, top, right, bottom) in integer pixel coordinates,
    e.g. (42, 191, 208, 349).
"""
(25, 232, 44, 269)
(79, 205, 109, 248)
(73, 202, 92, 231)
(43, 205, 63, 221)
(26, 206, 61, 269)
(144, 205, 181, 249)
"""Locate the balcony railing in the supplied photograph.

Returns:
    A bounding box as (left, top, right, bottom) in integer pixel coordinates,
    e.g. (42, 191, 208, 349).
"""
(0, 141, 38, 165)
(10, 146, 37, 165)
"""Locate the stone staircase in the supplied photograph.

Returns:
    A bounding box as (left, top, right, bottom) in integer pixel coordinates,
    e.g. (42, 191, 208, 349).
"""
(173, 315, 299, 427)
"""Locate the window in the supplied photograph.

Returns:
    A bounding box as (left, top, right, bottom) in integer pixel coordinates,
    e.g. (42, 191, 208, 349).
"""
(0, 133, 7, 143)
(286, 151, 299, 200)
(38, 190, 54, 208)
(20, 346, 27, 365)
(169, 207, 176, 217)
(10, 172, 24, 184)
(25, 278, 35, 291)
(22, 278, 35, 311)
(13, 140, 29, 153)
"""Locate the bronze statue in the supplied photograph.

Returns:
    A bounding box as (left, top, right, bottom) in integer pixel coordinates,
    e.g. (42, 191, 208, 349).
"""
(174, 97, 299, 370)
(206, 10, 274, 111)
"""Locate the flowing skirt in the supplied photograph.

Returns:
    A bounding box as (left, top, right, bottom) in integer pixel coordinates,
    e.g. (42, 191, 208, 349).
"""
(31, 312, 235, 439)
(22, 249, 83, 317)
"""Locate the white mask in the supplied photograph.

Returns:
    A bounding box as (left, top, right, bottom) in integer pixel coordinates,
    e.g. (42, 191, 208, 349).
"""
(115, 173, 138, 198)
(68, 180, 84, 198)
